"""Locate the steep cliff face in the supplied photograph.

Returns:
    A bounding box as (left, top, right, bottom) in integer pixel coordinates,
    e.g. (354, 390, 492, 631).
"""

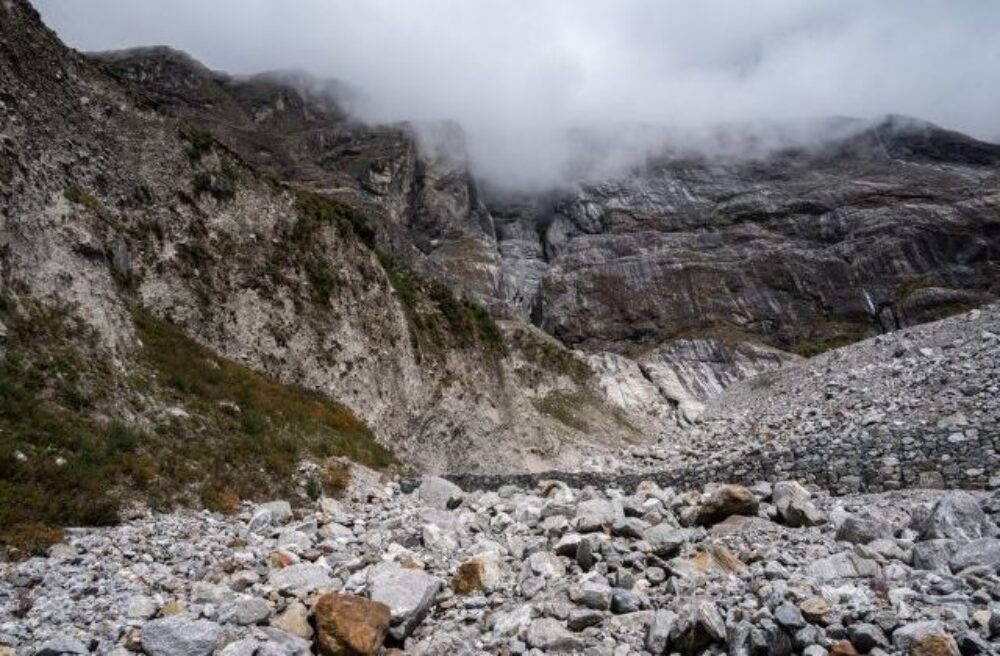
(0, 0, 641, 481)
(490, 122, 1000, 354)
(99, 48, 1000, 363)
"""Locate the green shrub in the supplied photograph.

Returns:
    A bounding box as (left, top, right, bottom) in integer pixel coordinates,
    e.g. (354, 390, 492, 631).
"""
(182, 128, 214, 162)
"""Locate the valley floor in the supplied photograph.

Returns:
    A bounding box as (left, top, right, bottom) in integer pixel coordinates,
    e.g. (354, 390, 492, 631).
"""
(1, 471, 998, 655)
(2, 303, 1000, 656)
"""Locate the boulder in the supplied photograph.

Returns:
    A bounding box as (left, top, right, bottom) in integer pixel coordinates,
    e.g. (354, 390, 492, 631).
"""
(836, 513, 895, 544)
(774, 481, 826, 527)
(695, 485, 759, 526)
(34, 637, 89, 656)
(417, 476, 464, 510)
(367, 562, 442, 639)
(806, 552, 880, 580)
(314, 593, 391, 656)
(917, 492, 997, 542)
(912, 539, 958, 571)
(574, 498, 622, 532)
(646, 610, 678, 655)
(948, 537, 1000, 572)
(525, 618, 584, 652)
(267, 563, 335, 592)
(141, 614, 223, 656)
(643, 524, 695, 557)
(249, 500, 293, 533)
(673, 600, 727, 655)
(892, 622, 953, 654)
(451, 551, 501, 594)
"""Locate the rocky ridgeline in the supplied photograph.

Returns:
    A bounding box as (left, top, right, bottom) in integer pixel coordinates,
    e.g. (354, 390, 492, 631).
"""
(2, 468, 1000, 655)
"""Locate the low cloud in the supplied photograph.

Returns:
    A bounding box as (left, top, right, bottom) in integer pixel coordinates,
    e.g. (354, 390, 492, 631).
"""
(35, 0, 1000, 189)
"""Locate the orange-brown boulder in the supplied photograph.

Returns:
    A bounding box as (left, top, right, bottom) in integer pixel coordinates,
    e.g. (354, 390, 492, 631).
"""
(695, 485, 759, 526)
(314, 592, 392, 656)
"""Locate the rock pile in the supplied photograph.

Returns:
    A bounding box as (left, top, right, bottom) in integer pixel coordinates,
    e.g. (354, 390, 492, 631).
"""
(2, 470, 999, 655)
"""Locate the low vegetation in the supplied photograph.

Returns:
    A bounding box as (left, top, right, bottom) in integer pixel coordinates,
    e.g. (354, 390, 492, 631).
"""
(0, 296, 396, 558)
(377, 251, 506, 357)
(532, 390, 638, 435)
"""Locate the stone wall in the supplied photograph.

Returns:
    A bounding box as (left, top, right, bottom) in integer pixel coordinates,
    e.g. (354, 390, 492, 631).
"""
(444, 424, 999, 495)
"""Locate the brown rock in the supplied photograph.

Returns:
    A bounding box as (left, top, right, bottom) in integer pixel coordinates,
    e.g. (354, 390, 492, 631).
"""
(696, 485, 760, 526)
(158, 601, 185, 616)
(830, 640, 860, 656)
(451, 552, 500, 594)
(799, 597, 830, 624)
(911, 633, 960, 656)
(452, 559, 487, 594)
(315, 592, 391, 656)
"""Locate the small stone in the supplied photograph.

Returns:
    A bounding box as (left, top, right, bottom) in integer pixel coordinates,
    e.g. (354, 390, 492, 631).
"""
(774, 602, 806, 629)
(141, 614, 223, 656)
(271, 601, 313, 640)
(849, 623, 889, 652)
(218, 596, 271, 626)
(829, 640, 860, 656)
(451, 551, 501, 594)
(800, 597, 830, 624)
(267, 563, 335, 592)
(525, 618, 583, 652)
(611, 588, 642, 614)
(34, 636, 89, 656)
(643, 524, 694, 557)
(127, 595, 159, 620)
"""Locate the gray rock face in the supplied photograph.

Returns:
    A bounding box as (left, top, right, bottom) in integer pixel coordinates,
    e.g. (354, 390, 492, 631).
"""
(141, 614, 222, 656)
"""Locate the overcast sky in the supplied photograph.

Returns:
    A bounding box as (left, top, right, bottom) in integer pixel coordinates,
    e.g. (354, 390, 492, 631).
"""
(34, 0, 1000, 188)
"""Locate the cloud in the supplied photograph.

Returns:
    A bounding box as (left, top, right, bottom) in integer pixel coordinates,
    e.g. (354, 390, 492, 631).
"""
(34, 0, 1000, 188)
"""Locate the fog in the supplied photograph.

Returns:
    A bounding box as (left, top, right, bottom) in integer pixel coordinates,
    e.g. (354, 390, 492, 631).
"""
(34, 0, 1000, 189)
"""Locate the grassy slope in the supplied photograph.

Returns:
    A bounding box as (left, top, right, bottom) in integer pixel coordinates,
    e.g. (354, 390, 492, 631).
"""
(0, 298, 396, 557)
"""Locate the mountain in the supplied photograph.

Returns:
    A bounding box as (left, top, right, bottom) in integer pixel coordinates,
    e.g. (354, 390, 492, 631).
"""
(94, 49, 1000, 361)
(2, 0, 999, 541)
(0, 0, 651, 545)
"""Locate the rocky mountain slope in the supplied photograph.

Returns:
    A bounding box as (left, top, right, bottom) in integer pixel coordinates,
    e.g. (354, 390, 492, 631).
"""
(0, 0, 650, 549)
(94, 49, 1000, 360)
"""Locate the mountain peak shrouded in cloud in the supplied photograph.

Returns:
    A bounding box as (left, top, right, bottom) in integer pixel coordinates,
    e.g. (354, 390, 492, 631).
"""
(33, 0, 1000, 189)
